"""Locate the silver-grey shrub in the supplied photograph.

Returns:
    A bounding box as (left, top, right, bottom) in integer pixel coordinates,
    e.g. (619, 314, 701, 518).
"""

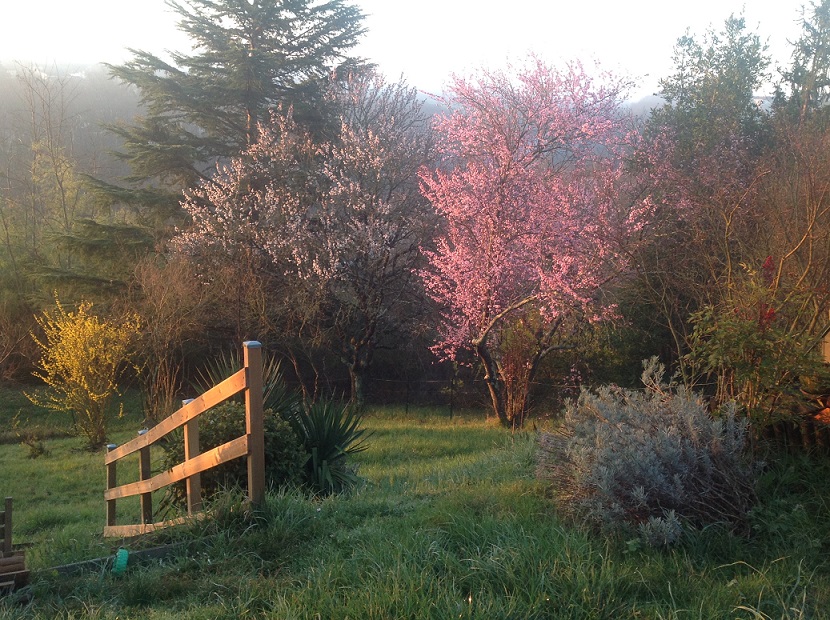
(537, 358, 758, 542)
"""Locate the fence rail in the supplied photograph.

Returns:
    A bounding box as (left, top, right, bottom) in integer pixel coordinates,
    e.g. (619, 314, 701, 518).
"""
(103, 341, 264, 538)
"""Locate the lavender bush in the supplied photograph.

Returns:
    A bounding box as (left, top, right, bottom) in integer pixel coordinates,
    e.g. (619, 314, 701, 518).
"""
(537, 358, 758, 545)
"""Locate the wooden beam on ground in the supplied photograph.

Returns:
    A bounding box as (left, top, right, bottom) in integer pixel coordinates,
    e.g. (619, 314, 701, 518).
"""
(104, 515, 200, 539)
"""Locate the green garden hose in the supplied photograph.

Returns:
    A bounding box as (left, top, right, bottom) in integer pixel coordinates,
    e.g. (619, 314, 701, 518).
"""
(112, 548, 129, 574)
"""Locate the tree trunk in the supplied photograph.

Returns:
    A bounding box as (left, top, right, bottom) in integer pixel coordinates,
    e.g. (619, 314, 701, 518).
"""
(476, 341, 509, 425)
(349, 365, 366, 408)
(346, 343, 372, 408)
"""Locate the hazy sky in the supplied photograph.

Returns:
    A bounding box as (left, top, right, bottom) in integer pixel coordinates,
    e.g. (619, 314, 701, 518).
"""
(0, 0, 809, 98)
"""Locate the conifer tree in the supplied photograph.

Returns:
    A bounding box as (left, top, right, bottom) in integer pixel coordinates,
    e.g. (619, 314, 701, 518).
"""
(97, 0, 366, 226)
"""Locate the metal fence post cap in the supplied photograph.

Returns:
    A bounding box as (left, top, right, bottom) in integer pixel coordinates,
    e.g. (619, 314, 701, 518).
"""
(106, 443, 117, 451)
(242, 341, 261, 348)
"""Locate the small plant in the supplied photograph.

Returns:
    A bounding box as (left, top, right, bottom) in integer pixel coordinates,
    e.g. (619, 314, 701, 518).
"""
(161, 401, 306, 510)
(26, 295, 140, 449)
(12, 413, 49, 458)
(287, 399, 369, 494)
(637, 510, 683, 548)
(537, 357, 758, 545)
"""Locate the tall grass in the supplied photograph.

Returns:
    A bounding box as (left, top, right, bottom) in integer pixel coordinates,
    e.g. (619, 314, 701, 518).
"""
(0, 387, 150, 567)
(1, 393, 829, 618)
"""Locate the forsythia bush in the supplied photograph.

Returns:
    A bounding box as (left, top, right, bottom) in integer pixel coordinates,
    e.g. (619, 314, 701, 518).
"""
(27, 296, 140, 449)
(536, 358, 758, 546)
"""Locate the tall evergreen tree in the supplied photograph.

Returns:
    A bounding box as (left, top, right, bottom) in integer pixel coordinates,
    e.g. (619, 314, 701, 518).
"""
(650, 14, 770, 163)
(96, 0, 366, 226)
(776, 0, 830, 124)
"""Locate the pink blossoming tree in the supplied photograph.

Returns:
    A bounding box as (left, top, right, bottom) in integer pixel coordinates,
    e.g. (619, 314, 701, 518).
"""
(420, 58, 650, 426)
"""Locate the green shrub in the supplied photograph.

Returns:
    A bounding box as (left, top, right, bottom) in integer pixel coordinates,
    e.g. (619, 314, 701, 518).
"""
(162, 401, 306, 509)
(685, 260, 828, 428)
(536, 358, 758, 545)
(13, 413, 49, 458)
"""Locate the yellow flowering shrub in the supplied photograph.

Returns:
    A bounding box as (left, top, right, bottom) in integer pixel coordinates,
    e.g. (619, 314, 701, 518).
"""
(26, 296, 140, 449)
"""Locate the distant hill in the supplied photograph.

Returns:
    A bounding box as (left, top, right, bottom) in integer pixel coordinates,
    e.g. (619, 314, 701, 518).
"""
(627, 95, 666, 116)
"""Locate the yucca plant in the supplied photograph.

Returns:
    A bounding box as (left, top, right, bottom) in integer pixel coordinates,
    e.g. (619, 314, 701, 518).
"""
(287, 400, 369, 494)
(191, 348, 301, 416)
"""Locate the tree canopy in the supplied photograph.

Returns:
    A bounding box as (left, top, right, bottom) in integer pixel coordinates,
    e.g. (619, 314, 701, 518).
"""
(420, 58, 650, 426)
(173, 71, 433, 404)
(100, 0, 366, 225)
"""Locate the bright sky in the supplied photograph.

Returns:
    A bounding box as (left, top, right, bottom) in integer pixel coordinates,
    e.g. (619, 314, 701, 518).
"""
(0, 0, 809, 99)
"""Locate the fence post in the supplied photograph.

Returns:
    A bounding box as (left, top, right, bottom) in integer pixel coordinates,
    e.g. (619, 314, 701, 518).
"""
(137, 430, 153, 524)
(182, 399, 202, 515)
(243, 341, 265, 505)
(106, 444, 117, 528)
(449, 372, 455, 420)
(3, 497, 11, 555)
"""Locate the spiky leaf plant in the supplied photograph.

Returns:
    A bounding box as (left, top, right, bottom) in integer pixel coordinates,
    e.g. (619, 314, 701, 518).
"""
(287, 400, 369, 494)
(192, 348, 301, 416)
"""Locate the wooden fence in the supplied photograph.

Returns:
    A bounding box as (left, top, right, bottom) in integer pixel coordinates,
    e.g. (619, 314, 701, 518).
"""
(104, 341, 265, 538)
(1, 497, 29, 592)
(1, 498, 11, 558)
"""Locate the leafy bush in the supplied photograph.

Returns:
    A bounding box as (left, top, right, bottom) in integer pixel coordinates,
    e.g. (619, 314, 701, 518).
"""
(162, 401, 306, 509)
(536, 358, 758, 545)
(184, 350, 369, 496)
(12, 413, 49, 458)
(687, 266, 825, 426)
(286, 400, 369, 495)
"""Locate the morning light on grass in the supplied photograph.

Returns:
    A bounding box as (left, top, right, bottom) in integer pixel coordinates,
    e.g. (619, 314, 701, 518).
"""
(2, 392, 830, 617)
(2, 0, 830, 617)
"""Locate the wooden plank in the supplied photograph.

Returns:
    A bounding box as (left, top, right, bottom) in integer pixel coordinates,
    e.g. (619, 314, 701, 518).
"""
(106, 455, 117, 527)
(244, 342, 265, 505)
(104, 515, 196, 538)
(0, 556, 25, 571)
(0, 569, 28, 589)
(106, 369, 246, 463)
(139, 443, 153, 524)
(0, 558, 26, 575)
(104, 436, 250, 501)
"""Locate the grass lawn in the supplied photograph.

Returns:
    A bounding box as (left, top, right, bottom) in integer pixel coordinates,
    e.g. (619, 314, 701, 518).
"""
(1, 392, 830, 618)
